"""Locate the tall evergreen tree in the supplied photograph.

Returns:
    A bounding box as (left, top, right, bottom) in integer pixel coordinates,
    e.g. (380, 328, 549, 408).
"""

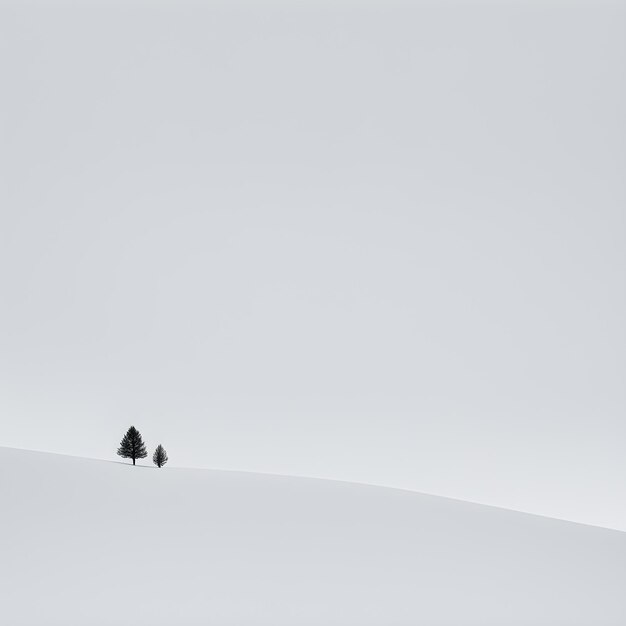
(152, 444, 168, 468)
(117, 426, 147, 466)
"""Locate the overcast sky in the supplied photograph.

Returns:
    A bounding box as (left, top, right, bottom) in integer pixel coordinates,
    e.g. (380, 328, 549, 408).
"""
(1, 0, 624, 530)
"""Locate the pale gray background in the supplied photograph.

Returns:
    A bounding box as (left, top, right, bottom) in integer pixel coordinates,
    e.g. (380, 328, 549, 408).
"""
(1, 0, 624, 530)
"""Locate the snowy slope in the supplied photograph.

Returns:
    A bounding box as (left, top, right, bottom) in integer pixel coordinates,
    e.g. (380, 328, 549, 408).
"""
(1, 447, 624, 625)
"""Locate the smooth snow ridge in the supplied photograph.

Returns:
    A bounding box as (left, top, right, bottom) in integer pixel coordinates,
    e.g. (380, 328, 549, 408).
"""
(1, 446, 625, 625)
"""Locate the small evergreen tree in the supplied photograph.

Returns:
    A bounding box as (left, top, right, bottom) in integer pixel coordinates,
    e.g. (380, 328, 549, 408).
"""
(117, 426, 147, 466)
(152, 444, 168, 468)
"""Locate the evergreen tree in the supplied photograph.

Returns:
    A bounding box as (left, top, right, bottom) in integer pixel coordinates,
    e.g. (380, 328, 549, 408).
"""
(117, 426, 147, 466)
(152, 444, 168, 468)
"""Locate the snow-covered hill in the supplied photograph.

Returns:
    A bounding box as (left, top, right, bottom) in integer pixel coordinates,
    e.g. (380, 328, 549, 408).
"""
(1, 447, 624, 625)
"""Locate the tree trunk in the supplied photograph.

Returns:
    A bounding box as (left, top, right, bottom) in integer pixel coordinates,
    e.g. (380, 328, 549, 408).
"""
(133, 458, 136, 466)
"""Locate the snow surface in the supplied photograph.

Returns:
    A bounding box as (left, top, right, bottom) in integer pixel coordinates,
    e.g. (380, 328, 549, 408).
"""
(1, 447, 625, 625)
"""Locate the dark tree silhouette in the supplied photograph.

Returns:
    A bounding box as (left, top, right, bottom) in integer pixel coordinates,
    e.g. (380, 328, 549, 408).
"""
(117, 426, 148, 466)
(152, 444, 168, 468)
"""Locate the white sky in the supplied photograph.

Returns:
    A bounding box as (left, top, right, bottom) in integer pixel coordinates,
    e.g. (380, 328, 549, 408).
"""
(1, 0, 624, 530)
